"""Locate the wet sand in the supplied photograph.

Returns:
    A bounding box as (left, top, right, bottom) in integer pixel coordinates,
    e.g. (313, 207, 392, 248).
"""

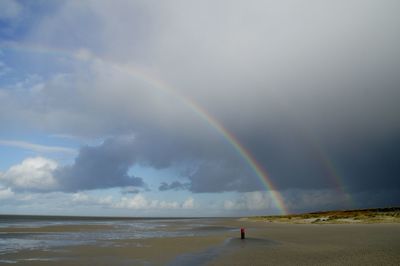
(0, 224, 113, 233)
(1, 219, 399, 265)
(0, 233, 228, 265)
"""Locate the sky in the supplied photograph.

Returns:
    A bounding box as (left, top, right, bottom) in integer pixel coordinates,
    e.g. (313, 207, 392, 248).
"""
(0, 0, 399, 217)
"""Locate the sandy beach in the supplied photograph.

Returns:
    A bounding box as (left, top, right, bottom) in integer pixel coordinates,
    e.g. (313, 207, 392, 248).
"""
(1, 216, 399, 265)
(209, 220, 400, 265)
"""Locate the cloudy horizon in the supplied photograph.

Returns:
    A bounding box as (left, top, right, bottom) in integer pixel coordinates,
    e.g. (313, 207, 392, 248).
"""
(0, 0, 399, 216)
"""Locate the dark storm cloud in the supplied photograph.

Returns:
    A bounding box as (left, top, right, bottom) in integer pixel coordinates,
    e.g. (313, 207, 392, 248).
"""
(55, 136, 144, 192)
(158, 181, 189, 191)
(332, 136, 400, 192)
(187, 161, 260, 193)
(231, 117, 400, 193)
(50, 132, 265, 194)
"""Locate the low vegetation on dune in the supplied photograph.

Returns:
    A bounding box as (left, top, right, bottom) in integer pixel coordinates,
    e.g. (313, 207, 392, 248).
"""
(250, 207, 400, 224)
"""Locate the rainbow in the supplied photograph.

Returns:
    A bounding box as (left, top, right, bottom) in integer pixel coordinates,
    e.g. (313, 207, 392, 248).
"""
(0, 42, 289, 214)
(263, 90, 353, 208)
(309, 142, 353, 208)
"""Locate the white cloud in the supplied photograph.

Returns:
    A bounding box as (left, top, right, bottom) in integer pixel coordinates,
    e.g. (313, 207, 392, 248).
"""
(159, 200, 179, 209)
(223, 200, 237, 210)
(112, 194, 194, 210)
(67, 193, 193, 210)
(98, 195, 113, 205)
(0, 157, 58, 191)
(0, 187, 14, 199)
(182, 197, 194, 209)
(71, 192, 113, 206)
(0, 140, 76, 155)
(114, 194, 150, 209)
(71, 192, 90, 203)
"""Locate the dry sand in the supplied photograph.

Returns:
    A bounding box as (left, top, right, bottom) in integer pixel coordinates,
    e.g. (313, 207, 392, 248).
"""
(1, 219, 399, 265)
(209, 219, 400, 265)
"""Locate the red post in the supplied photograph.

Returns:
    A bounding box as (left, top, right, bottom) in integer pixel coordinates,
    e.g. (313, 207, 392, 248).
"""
(240, 227, 245, 239)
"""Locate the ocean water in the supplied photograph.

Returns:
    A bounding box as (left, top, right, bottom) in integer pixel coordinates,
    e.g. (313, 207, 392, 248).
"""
(0, 215, 235, 258)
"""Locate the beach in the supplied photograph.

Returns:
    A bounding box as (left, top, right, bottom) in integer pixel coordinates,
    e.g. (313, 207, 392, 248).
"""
(210, 220, 400, 265)
(1, 216, 399, 265)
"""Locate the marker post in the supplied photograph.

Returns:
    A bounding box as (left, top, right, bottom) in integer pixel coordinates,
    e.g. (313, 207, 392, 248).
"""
(240, 227, 245, 239)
